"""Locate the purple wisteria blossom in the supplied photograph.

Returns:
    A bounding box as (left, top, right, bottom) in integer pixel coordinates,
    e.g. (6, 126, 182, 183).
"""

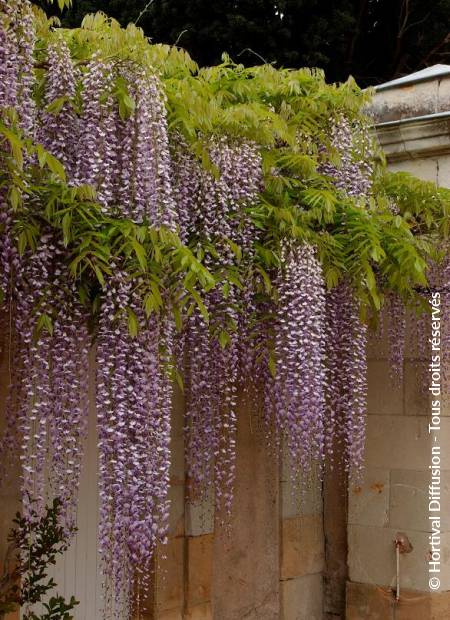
(325, 283, 368, 473)
(38, 36, 79, 177)
(173, 137, 262, 514)
(273, 243, 327, 479)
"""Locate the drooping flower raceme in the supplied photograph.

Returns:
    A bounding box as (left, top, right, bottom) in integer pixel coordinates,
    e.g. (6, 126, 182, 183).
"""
(325, 283, 368, 473)
(73, 57, 178, 616)
(38, 36, 79, 177)
(319, 117, 372, 473)
(173, 137, 262, 514)
(96, 273, 173, 618)
(320, 116, 373, 200)
(386, 292, 406, 384)
(272, 243, 327, 479)
(1, 8, 88, 529)
(0, 0, 35, 298)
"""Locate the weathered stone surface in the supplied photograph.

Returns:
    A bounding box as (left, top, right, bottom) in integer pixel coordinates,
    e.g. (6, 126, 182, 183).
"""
(280, 457, 322, 519)
(366, 327, 389, 361)
(364, 415, 435, 470)
(390, 469, 450, 532)
(388, 156, 439, 182)
(404, 362, 431, 417)
(348, 468, 390, 528)
(155, 538, 185, 612)
(347, 580, 450, 620)
(156, 610, 183, 620)
(185, 602, 213, 619)
(212, 396, 280, 620)
(167, 484, 185, 538)
(367, 360, 403, 416)
(323, 455, 348, 620)
(435, 153, 450, 187)
(347, 580, 417, 620)
(281, 515, 325, 580)
(280, 573, 323, 620)
(349, 524, 450, 591)
(186, 534, 213, 607)
(185, 491, 214, 537)
(170, 387, 185, 485)
(371, 80, 441, 123)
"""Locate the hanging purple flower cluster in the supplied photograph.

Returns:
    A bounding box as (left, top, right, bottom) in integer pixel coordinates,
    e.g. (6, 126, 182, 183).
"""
(325, 283, 368, 472)
(0, 6, 89, 534)
(96, 272, 173, 617)
(38, 36, 80, 176)
(172, 137, 262, 513)
(0, 0, 36, 136)
(320, 116, 373, 200)
(76, 57, 176, 226)
(72, 56, 178, 614)
(0, 0, 35, 298)
(386, 292, 407, 384)
(318, 116, 372, 472)
(5, 235, 89, 527)
(271, 243, 327, 477)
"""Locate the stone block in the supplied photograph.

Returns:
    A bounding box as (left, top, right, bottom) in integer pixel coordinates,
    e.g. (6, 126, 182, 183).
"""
(364, 415, 436, 470)
(348, 468, 389, 527)
(169, 432, 184, 486)
(185, 602, 213, 619)
(347, 580, 450, 620)
(186, 534, 213, 607)
(371, 80, 440, 124)
(390, 469, 450, 532)
(366, 326, 389, 361)
(280, 466, 322, 519)
(167, 483, 185, 537)
(389, 155, 438, 179)
(323, 456, 348, 618)
(281, 515, 324, 580)
(170, 386, 185, 484)
(404, 362, 431, 416)
(348, 524, 396, 589)
(347, 580, 418, 620)
(348, 524, 450, 591)
(281, 573, 323, 620)
(171, 386, 185, 437)
(367, 360, 403, 416)
(155, 538, 184, 612)
(436, 153, 450, 187)
(156, 610, 183, 620)
(185, 491, 214, 536)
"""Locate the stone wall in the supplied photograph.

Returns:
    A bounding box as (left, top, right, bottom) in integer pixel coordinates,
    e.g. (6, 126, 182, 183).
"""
(347, 326, 450, 617)
(346, 67, 450, 619)
(153, 393, 325, 620)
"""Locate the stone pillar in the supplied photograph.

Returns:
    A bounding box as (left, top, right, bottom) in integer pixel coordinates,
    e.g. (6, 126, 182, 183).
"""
(212, 398, 280, 620)
(346, 65, 450, 619)
(323, 452, 348, 620)
(280, 456, 324, 620)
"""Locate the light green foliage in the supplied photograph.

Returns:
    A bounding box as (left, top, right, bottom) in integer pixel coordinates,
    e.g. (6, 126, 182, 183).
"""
(2, 8, 449, 336)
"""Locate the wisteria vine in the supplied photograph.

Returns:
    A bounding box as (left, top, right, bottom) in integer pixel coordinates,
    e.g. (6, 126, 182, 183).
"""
(0, 2, 448, 619)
